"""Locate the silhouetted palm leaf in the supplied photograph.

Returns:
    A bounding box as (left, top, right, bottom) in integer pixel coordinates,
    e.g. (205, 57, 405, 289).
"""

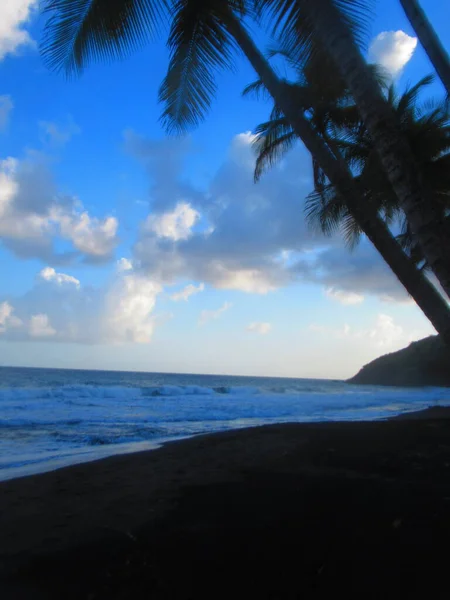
(257, 0, 374, 66)
(319, 76, 450, 259)
(159, 0, 246, 132)
(242, 78, 269, 100)
(41, 0, 169, 75)
(397, 74, 435, 119)
(253, 127, 296, 181)
(252, 60, 450, 261)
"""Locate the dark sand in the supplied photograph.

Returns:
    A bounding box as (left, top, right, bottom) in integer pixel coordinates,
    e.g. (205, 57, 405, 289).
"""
(2, 407, 450, 598)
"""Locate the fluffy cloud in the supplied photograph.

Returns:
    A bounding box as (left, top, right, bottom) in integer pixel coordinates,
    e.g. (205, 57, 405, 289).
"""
(29, 314, 56, 338)
(309, 313, 429, 351)
(145, 201, 199, 241)
(0, 154, 119, 263)
(39, 266, 80, 288)
(0, 95, 13, 131)
(0, 266, 162, 343)
(130, 132, 413, 303)
(213, 267, 278, 294)
(171, 282, 205, 302)
(325, 287, 364, 306)
(0, 0, 37, 61)
(369, 30, 418, 77)
(117, 257, 133, 272)
(246, 322, 272, 335)
(199, 302, 232, 326)
(57, 210, 118, 259)
(133, 131, 319, 293)
(105, 272, 161, 343)
(367, 314, 404, 347)
(0, 301, 22, 332)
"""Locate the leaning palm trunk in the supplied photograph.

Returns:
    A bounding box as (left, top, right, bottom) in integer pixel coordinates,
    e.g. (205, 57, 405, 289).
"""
(400, 0, 450, 96)
(226, 12, 450, 345)
(301, 0, 450, 300)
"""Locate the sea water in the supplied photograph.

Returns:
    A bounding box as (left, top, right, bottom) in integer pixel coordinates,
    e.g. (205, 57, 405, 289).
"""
(1, 366, 449, 481)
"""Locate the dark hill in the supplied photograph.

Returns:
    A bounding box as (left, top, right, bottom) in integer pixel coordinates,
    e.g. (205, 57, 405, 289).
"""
(348, 335, 450, 387)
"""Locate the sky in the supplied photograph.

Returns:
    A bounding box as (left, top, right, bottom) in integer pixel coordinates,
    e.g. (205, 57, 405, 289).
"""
(0, 0, 448, 379)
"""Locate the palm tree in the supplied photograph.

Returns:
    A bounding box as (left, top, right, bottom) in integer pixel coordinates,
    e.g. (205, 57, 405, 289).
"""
(304, 76, 450, 265)
(399, 0, 450, 97)
(262, 0, 450, 299)
(40, 0, 450, 343)
(249, 71, 450, 340)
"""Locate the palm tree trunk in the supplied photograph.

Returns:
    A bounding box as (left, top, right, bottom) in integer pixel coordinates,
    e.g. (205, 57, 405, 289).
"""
(302, 0, 450, 300)
(226, 14, 450, 345)
(400, 0, 450, 96)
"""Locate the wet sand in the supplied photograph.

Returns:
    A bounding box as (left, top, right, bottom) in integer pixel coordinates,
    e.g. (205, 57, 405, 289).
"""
(2, 407, 450, 598)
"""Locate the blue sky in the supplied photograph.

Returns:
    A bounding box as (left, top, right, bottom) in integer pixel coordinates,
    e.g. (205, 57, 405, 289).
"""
(0, 0, 448, 378)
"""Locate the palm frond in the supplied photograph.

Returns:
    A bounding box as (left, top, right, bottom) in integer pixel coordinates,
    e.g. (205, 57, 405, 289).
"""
(369, 63, 391, 91)
(305, 185, 346, 234)
(252, 120, 296, 181)
(417, 96, 444, 117)
(159, 0, 244, 133)
(242, 78, 269, 100)
(257, 0, 375, 68)
(396, 74, 434, 117)
(41, 0, 169, 75)
(341, 211, 362, 248)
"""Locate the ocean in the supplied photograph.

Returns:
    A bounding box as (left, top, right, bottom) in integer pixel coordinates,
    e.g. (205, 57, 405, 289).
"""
(1, 366, 449, 482)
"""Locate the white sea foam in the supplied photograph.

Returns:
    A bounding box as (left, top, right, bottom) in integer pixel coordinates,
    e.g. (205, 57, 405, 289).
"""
(0, 373, 449, 481)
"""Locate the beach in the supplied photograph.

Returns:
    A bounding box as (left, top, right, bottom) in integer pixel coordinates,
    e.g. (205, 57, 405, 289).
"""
(2, 406, 450, 598)
(2, 365, 449, 483)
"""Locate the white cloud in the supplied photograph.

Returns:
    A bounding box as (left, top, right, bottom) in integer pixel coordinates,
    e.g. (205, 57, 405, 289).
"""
(380, 293, 415, 305)
(39, 116, 81, 147)
(130, 132, 415, 303)
(246, 322, 272, 335)
(39, 267, 80, 288)
(171, 282, 205, 302)
(325, 287, 364, 306)
(368, 313, 405, 347)
(199, 302, 232, 326)
(145, 202, 199, 241)
(0, 301, 22, 332)
(29, 314, 56, 338)
(0, 268, 163, 344)
(117, 257, 133, 272)
(133, 132, 317, 294)
(57, 210, 118, 258)
(105, 273, 161, 343)
(0, 95, 13, 131)
(214, 267, 277, 294)
(309, 313, 428, 351)
(369, 30, 418, 77)
(0, 0, 37, 61)
(0, 301, 12, 327)
(0, 155, 119, 263)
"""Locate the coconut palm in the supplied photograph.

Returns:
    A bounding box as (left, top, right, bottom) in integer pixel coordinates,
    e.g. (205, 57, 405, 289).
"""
(260, 0, 450, 298)
(40, 0, 450, 343)
(399, 0, 450, 97)
(252, 74, 450, 263)
(250, 69, 450, 337)
(305, 76, 450, 263)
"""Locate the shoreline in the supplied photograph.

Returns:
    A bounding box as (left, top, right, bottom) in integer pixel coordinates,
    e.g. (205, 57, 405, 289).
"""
(3, 402, 449, 484)
(2, 405, 450, 598)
